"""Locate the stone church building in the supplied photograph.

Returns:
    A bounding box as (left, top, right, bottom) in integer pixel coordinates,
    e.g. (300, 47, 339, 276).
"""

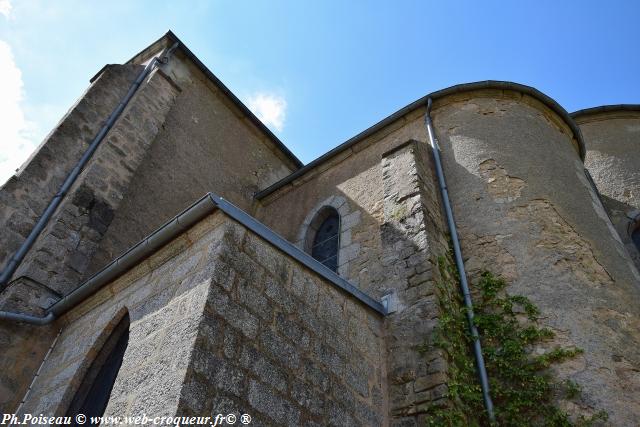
(0, 31, 639, 426)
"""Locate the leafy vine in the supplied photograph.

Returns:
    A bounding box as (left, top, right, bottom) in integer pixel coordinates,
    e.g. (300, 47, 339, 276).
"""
(422, 256, 607, 426)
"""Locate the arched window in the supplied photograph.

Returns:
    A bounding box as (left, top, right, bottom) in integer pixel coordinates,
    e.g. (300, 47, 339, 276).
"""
(309, 208, 340, 272)
(67, 313, 129, 424)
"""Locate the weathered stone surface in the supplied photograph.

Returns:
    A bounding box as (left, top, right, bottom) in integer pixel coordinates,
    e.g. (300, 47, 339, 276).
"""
(436, 96, 640, 425)
(11, 67, 180, 300)
(174, 218, 386, 425)
(379, 141, 451, 421)
(0, 41, 299, 412)
(3, 33, 640, 427)
(576, 110, 640, 272)
(0, 64, 151, 413)
(90, 68, 297, 278)
(11, 213, 386, 426)
(256, 90, 640, 425)
(478, 158, 526, 203)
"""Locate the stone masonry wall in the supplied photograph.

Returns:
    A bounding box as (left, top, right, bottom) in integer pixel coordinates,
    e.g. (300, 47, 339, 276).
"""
(16, 212, 388, 426)
(258, 133, 453, 425)
(4, 66, 179, 303)
(576, 111, 640, 270)
(176, 218, 386, 426)
(0, 312, 58, 412)
(0, 66, 178, 407)
(13, 212, 228, 417)
(380, 141, 451, 426)
(256, 88, 640, 424)
(433, 95, 640, 425)
(256, 109, 430, 299)
(0, 65, 141, 270)
(0, 65, 179, 413)
(88, 54, 296, 277)
(1, 46, 297, 414)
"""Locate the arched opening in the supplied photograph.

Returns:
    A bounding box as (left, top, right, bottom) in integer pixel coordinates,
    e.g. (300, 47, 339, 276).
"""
(306, 207, 340, 272)
(66, 312, 130, 424)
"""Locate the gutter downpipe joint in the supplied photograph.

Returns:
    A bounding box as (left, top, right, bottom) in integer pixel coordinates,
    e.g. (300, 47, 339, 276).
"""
(425, 98, 496, 422)
(0, 193, 218, 326)
(0, 42, 179, 291)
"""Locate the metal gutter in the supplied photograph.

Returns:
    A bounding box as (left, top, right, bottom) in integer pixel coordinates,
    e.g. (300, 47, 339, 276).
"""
(0, 194, 216, 325)
(0, 42, 179, 291)
(210, 195, 385, 314)
(256, 80, 586, 200)
(571, 104, 640, 120)
(126, 30, 303, 170)
(0, 193, 386, 325)
(424, 97, 495, 422)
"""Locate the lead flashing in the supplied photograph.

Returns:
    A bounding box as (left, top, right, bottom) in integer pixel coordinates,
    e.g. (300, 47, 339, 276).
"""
(124, 31, 303, 170)
(1, 192, 386, 325)
(209, 195, 386, 314)
(256, 80, 586, 200)
(571, 104, 640, 120)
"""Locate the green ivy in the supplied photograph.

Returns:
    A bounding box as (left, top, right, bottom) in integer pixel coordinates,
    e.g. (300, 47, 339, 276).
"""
(424, 256, 607, 427)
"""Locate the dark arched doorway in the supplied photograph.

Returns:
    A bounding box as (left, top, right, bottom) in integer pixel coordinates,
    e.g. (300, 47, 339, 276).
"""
(66, 312, 130, 425)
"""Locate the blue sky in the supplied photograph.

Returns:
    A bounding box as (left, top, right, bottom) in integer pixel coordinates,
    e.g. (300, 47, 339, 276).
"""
(1, 1, 639, 182)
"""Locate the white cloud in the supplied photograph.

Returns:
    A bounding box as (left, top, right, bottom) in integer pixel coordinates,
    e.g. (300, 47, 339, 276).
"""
(247, 92, 287, 132)
(0, 0, 11, 18)
(0, 40, 38, 184)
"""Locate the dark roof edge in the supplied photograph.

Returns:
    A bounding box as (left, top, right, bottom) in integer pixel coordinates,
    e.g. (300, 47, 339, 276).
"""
(571, 104, 640, 120)
(125, 31, 303, 169)
(211, 195, 386, 315)
(256, 80, 586, 200)
(0, 193, 385, 324)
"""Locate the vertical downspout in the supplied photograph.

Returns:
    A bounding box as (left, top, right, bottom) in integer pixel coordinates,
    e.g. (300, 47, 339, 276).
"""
(0, 42, 179, 291)
(424, 97, 496, 422)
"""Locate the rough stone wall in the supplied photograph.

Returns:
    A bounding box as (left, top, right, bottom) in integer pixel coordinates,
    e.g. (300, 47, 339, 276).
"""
(89, 55, 296, 276)
(432, 94, 640, 425)
(2, 67, 179, 304)
(14, 212, 227, 417)
(0, 318, 58, 412)
(176, 218, 387, 426)
(1, 49, 298, 412)
(256, 90, 640, 424)
(0, 65, 141, 270)
(256, 109, 430, 298)
(256, 123, 453, 424)
(16, 212, 387, 426)
(0, 64, 177, 412)
(576, 111, 640, 270)
(380, 141, 451, 425)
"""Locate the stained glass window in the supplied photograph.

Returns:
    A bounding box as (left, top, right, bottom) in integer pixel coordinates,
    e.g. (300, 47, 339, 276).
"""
(311, 210, 340, 272)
